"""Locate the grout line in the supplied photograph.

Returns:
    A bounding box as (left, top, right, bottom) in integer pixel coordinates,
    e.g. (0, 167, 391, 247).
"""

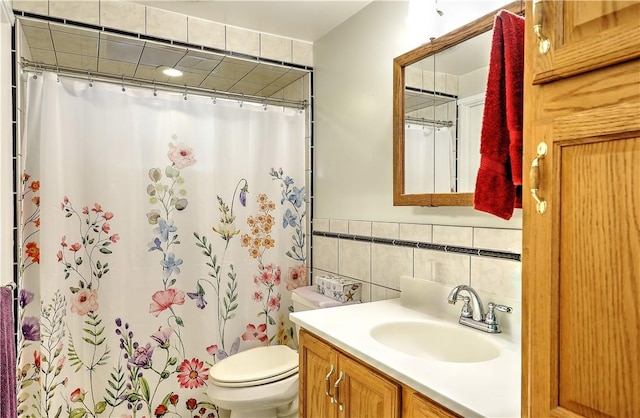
(468, 253, 473, 286)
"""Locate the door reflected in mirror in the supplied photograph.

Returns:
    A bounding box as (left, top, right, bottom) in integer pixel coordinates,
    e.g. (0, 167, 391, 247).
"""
(393, 1, 523, 206)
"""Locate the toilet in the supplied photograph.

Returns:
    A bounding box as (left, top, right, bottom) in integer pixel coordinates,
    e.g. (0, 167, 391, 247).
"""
(206, 286, 358, 418)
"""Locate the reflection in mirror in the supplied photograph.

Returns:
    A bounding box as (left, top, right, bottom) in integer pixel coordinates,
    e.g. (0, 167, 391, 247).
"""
(393, 1, 523, 207)
(404, 30, 491, 195)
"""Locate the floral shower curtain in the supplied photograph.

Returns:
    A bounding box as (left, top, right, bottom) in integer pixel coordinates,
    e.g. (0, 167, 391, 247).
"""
(17, 72, 307, 418)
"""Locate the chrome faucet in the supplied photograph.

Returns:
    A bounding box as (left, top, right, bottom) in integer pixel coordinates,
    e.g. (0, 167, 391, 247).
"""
(447, 284, 485, 321)
(447, 284, 512, 333)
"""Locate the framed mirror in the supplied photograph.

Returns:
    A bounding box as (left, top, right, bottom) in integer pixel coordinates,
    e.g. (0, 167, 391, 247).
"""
(393, 1, 524, 206)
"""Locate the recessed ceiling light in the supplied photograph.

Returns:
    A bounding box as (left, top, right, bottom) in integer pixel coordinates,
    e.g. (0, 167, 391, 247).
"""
(158, 66, 183, 77)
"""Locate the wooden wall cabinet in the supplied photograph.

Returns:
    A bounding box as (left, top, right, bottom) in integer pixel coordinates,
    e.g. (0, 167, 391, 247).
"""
(298, 329, 460, 418)
(523, 1, 640, 417)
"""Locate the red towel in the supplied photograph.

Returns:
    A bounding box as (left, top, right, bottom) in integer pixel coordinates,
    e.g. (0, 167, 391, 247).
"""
(474, 10, 524, 220)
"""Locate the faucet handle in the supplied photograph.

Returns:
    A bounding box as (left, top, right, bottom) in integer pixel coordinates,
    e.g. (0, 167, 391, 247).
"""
(492, 303, 513, 313)
(484, 302, 513, 325)
(460, 296, 473, 318)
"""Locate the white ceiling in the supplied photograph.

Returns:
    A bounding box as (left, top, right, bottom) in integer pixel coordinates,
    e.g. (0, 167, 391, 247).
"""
(130, 0, 374, 42)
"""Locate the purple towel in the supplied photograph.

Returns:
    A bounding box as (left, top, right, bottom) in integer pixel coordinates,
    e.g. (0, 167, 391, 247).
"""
(0, 287, 17, 418)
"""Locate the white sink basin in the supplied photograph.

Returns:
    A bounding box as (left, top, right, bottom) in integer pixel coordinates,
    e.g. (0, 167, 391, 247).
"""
(370, 320, 501, 363)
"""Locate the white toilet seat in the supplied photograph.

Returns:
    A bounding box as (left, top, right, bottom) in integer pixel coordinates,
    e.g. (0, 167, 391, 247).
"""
(209, 345, 299, 388)
(211, 367, 298, 387)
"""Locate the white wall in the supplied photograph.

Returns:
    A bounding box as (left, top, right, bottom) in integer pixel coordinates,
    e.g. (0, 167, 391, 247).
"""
(313, 0, 522, 228)
(459, 66, 490, 99)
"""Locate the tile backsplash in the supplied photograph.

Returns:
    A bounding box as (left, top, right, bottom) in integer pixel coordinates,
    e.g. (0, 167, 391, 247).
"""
(312, 218, 521, 303)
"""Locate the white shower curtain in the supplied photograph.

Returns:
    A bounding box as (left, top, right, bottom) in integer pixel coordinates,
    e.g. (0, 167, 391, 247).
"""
(404, 125, 455, 194)
(16, 72, 307, 417)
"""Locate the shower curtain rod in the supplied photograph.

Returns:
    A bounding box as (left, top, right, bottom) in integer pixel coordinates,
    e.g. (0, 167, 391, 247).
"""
(21, 59, 308, 110)
(405, 116, 454, 128)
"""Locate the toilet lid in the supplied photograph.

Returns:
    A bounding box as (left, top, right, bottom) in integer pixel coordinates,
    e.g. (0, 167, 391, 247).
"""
(209, 345, 298, 388)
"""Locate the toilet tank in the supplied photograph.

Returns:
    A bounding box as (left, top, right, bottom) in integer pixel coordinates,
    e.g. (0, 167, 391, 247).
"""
(290, 286, 362, 340)
(291, 288, 320, 312)
(291, 285, 359, 312)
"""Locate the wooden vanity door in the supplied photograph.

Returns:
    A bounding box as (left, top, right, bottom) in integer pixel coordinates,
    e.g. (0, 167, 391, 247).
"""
(299, 330, 339, 418)
(299, 329, 401, 418)
(531, 0, 640, 84)
(523, 1, 640, 418)
(337, 354, 400, 418)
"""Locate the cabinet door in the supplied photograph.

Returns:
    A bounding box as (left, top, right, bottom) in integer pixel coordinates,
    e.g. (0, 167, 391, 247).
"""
(523, 2, 640, 418)
(299, 330, 339, 418)
(531, 0, 640, 83)
(402, 388, 460, 418)
(336, 353, 401, 418)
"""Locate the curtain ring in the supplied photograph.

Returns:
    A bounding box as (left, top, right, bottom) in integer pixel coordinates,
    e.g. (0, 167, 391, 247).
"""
(88, 72, 93, 87)
(152, 80, 157, 96)
(183, 84, 188, 100)
(121, 75, 126, 92)
(238, 94, 244, 108)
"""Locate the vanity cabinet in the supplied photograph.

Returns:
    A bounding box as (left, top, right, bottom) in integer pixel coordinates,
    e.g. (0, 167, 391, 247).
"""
(299, 329, 400, 418)
(299, 329, 459, 418)
(522, 1, 639, 417)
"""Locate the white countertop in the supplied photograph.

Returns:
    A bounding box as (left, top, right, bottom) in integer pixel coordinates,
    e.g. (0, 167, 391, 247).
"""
(290, 280, 521, 418)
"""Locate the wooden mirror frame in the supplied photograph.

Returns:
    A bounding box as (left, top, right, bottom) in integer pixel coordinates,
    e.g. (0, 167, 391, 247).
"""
(393, 1, 524, 206)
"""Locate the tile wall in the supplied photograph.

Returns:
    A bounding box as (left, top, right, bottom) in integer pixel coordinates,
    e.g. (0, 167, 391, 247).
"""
(405, 66, 459, 97)
(11, 0, 313, 67)
(312, 218, 521, 303)
(405, 66, 458, 128)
